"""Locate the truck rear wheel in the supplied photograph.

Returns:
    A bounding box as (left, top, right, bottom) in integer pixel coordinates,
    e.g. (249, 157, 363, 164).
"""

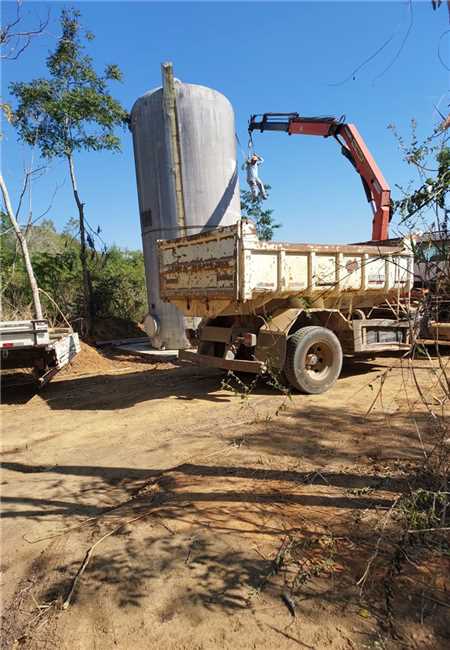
(284, 326, 343, 394)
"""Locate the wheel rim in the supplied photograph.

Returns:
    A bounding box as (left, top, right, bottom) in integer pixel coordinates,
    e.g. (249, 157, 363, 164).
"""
(303, 341, 334, 381)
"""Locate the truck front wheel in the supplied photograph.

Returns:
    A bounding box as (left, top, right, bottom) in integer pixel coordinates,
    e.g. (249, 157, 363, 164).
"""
(284, 326, 343, 394)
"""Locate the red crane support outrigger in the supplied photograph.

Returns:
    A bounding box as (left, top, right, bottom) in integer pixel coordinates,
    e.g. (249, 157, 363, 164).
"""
(248, 113, 392, 241)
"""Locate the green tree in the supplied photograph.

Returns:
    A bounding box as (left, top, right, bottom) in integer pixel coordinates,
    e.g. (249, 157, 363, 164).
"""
(10, 8, 128, 333)
(23, 219, 63, 255)
(1, 216, 147, 326)
(90, 247, 146, 322)
(389, 120, 449, 233)
(240, 184, 280, 241)
(389, 120, 449, 295)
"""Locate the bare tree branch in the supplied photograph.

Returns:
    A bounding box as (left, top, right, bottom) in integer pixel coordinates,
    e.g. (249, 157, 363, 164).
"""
(0, 1, 50, 61)
(0, 171, 43, 319)
(14, 165, 45, 222)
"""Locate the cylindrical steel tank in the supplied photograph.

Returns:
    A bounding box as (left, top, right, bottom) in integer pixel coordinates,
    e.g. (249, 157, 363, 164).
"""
(130, 69, 241, 349)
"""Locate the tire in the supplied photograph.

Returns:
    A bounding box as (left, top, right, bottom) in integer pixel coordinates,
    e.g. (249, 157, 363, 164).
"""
(284, 326, 343, 394)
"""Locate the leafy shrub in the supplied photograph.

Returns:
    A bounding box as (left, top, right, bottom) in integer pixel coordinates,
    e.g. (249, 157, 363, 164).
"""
(1, 217, 147, 325)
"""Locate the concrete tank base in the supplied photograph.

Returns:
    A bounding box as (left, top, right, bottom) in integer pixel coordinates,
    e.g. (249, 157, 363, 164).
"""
(115, 341, 179, 361)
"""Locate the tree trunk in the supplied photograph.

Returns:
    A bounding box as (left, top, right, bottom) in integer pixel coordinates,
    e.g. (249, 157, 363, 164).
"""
(66, 153, 92, 336)
(0, 171, 43, 320)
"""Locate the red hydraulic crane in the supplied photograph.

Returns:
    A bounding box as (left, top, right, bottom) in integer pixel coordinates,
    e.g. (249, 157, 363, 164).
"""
(248, 113, 392, 241)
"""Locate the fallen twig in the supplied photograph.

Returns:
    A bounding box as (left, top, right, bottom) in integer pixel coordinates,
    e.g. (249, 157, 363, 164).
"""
(421, 593, 450, 610)
(281, 591, 296, 617)
(62, 509, 154, 610)
(366, 368, 390, 416)
(25, 444, 233, 545)
(357, 496, 400, 590)
(24, 503, 135, 544)
(407, 526, 450, 534)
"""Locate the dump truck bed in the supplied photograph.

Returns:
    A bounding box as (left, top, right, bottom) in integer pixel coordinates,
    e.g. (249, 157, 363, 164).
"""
(158, 221, 413, 317)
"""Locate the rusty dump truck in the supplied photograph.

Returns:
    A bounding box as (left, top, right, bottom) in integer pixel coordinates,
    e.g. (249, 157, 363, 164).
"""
(158, 221, 414, 394)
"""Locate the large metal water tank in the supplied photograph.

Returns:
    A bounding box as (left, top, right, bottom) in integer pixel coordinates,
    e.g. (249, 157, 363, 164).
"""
(130, 65, 241, 349)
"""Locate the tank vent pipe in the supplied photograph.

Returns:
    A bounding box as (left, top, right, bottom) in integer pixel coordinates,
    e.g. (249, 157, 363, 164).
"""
(161, 61, 186, 232)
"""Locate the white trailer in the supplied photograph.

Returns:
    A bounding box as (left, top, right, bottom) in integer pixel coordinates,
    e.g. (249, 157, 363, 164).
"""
(0, 319, 80, 387)
(157, 221, 414, 394)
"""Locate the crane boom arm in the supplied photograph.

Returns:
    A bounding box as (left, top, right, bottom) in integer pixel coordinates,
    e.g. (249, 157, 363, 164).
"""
(248, 113, 392, 241)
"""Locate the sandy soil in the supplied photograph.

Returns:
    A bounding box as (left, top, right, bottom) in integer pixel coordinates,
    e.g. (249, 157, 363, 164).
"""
(1, 347, 449, 649)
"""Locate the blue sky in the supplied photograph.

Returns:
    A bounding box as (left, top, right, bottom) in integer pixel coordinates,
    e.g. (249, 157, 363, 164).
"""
(2, 1, 449, 249)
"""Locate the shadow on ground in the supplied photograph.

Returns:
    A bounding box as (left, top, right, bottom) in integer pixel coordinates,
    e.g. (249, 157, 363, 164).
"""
(2, 383, 439, 639)
(2, 359, 448, 647)
(4, 454, 448, 645)
(1, 395, 436, 523)
(1, 358, 387, 410)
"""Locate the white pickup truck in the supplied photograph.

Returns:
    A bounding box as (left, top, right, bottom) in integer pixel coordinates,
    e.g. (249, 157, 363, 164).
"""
(158, 220, 414, 394)
(0, 319, 80, 387)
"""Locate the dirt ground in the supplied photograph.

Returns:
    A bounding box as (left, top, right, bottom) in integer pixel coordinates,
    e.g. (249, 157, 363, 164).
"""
(1, 346, 449, 650)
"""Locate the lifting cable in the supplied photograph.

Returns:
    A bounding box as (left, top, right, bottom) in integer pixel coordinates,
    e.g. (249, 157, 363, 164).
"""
(235, 129, 256, 163)
(235, 132, 251, 162)
(247, 130, 254, 156)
